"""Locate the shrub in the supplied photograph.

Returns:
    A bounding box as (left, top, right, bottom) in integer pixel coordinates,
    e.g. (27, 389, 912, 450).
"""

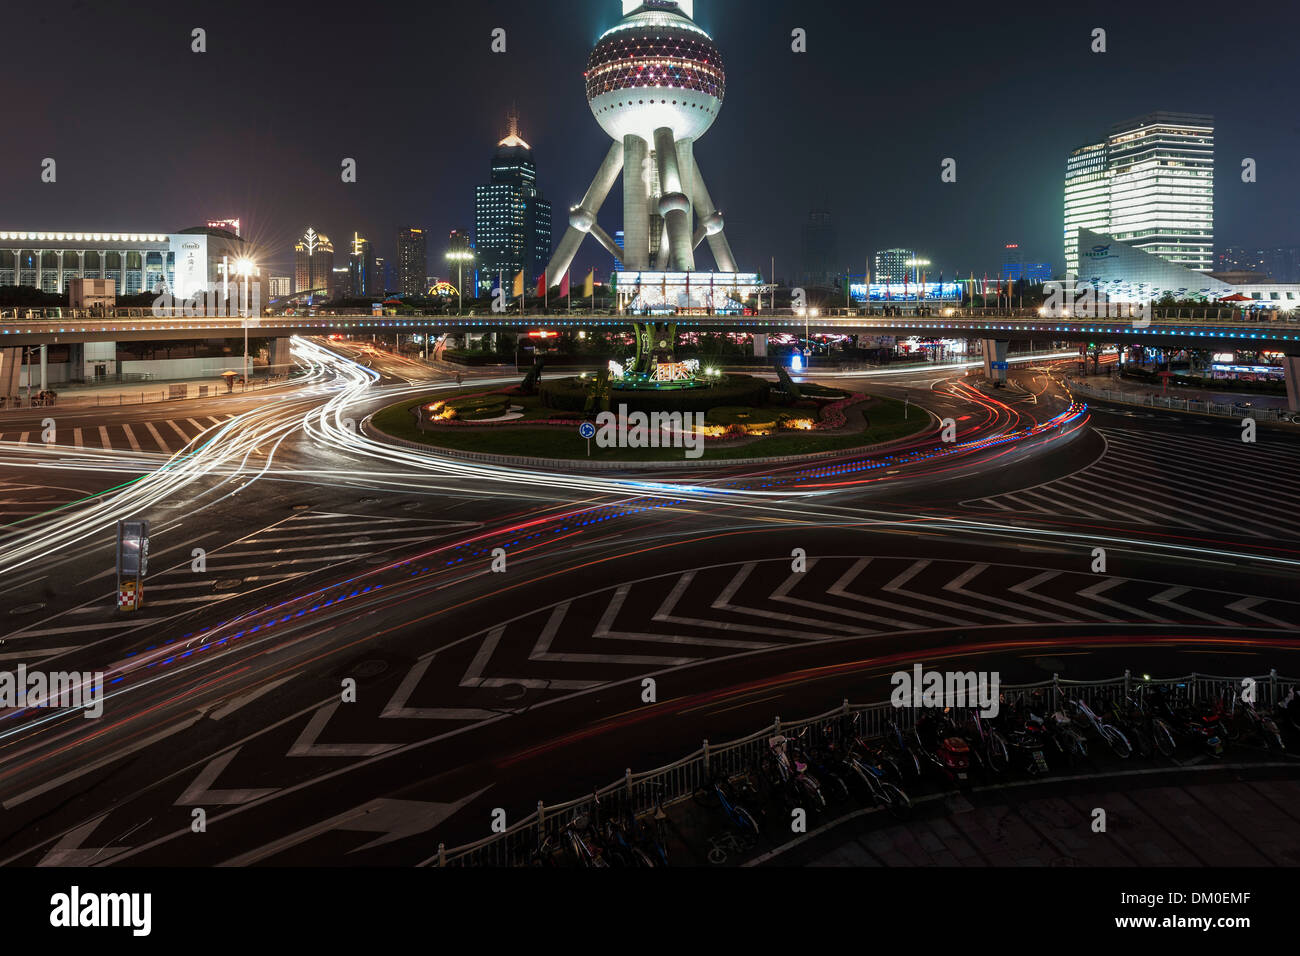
(539, 374, 771, 414)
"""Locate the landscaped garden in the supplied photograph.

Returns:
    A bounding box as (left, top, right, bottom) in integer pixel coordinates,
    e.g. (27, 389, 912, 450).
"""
(370, 372, 932, 464)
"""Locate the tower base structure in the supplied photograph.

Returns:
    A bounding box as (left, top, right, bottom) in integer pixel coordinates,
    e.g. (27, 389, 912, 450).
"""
(611, 271, 763, 315)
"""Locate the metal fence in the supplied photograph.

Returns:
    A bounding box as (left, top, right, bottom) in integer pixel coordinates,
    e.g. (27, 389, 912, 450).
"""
(1067, 378, 1299, 424)
(431, 669, 1297, 867)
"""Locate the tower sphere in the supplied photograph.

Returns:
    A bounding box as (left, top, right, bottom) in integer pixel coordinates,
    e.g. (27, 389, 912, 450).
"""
(585, 1, 725, 145)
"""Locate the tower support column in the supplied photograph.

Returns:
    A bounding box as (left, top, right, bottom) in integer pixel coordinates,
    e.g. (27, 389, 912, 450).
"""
(544, 141, 625, 285)
(623, 134, 651, 271)
(691, 164, 737, 272)
(653, 127, 694, 272)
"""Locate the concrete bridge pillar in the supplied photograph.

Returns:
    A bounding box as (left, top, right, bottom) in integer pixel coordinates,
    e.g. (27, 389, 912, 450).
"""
(269, 338, 294, 374)
(0, 348, 21, 398)
(981, 339, 1009, 386)
(1283, 355, 1300, 412)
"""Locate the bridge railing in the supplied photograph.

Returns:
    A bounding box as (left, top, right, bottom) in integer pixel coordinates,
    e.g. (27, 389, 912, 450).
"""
(1, 306, 1297, 324)
(1067, 377, 1299, 423)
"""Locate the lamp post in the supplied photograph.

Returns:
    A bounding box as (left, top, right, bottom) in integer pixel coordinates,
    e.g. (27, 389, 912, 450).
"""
(446, 250, 474, 316)
(235, 258, 255, 388)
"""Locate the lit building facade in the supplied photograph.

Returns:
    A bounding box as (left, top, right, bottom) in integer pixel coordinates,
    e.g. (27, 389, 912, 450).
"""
(873, 249, 918, 284)
(1063, 141, 1110, 277)
(1107, 112, 1214, 272)
(0, 226, 248, 299)
(475, 112, 553, 293)
(348, 233, 377, 297)
(1074, 227, 1300, 309)
(1065, 113, 1215, 277)
(396, 228, 427, 297)
(294, 227, 335, 297)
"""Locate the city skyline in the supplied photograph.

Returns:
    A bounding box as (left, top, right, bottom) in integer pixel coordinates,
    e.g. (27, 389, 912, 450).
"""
(1, 0, 1295, 287)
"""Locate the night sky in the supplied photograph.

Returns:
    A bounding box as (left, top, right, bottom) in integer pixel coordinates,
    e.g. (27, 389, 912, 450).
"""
(3, 0, 1296, 283)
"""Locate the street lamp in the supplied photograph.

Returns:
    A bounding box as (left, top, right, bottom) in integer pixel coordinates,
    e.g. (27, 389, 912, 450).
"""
(445, 250, 474, 316)
(235, 258, 255, 387)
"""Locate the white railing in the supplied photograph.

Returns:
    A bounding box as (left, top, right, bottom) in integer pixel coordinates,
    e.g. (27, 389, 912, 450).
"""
(1067, 377, 1299, 424)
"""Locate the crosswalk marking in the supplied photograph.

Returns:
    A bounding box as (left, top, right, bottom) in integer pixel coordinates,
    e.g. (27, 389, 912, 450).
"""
(18, 432, 28, 444)
(122, 423, 141, 452)
(186, 418, 206, 432)
(97, 425, 111, 450)
(72, 428, 84, 450)
(144, 421, 171, 454)
(166, 420, 190, 443)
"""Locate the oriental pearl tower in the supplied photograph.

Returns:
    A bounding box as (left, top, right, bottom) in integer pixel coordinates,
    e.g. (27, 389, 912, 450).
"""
(545, 0, 740, 291)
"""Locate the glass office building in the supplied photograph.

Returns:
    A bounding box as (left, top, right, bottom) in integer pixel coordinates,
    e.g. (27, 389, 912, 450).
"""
(1065, 113, 1215, 277)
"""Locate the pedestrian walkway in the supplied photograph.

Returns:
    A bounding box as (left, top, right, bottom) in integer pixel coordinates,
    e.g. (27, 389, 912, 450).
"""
(0, 414, 236, 461)
(1076, 372, 1289, 410)
(2, 372, 296, 412)
(765, 768, 1300, 867)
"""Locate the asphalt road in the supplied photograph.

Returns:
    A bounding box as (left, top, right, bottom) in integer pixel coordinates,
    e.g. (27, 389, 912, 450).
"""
(0, 339, 1295, 866)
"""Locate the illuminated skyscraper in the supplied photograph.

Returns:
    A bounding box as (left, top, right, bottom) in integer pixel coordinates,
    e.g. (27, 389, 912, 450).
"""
(396, 228, 427, 297)
(349, 233, 377, 297)
(294, 227, 334, 296)
(475, 111, 553, 292)
(1108, 112, 1214, 272)
(1064, 141, 1110, 278)
(1065, 113, 1215, 277)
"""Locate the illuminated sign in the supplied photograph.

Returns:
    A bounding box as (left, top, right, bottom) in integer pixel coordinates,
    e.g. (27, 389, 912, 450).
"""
(850, 282, 962, 302)
(654, 360, 698, 382)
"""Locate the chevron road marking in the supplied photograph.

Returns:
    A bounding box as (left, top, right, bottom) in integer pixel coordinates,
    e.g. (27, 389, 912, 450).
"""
(37, 814, 134, 867)
(1076, 578, 1169, 623)
(287, 702, 403, 758)
(220, 790, 492, 866)
(1151, 586, 1236, 627)
(175, 749, 279, 806)
(382, 653, 499, 720)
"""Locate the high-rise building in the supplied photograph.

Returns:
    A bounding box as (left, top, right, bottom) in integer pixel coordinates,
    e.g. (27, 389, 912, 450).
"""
(268, 276, 293, 297)
(445, 229, 476, 296)
(800, 208, 838, 287)
(1108, 112, 1214, 272)
(475, 111, 553, 293)
(373, 257, 388, 295)
(1065, 113, 1215, 277)
(348, 233, 377, 297)
(874, 248, 918, 284)
(1063, 141, 1110, 277)
(332, 266, 353, 300)
(395, 228, 427, 297)
(294, 227, 334, 296)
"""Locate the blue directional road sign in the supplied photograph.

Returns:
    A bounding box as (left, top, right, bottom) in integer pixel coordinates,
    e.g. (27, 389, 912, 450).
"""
(579, 422, 596, 440)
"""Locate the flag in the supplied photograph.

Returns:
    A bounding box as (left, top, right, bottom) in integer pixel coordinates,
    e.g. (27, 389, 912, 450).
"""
(560, 270, 570, 298)
(583, 269, 594, 299)
(513, 270, 524, 298)
(536, 271, 547, 298)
